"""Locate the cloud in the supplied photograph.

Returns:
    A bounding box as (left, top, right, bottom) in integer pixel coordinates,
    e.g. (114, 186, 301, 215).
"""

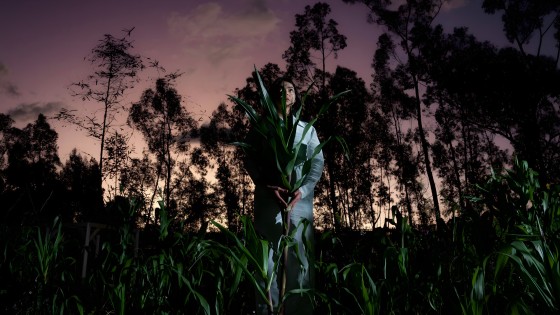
(0, 62, 20, 97)
(6, 102, 63, 122)
(167, 1, 280, 64)
(442, 0, 468, 11)
(1, 82, 20, 97)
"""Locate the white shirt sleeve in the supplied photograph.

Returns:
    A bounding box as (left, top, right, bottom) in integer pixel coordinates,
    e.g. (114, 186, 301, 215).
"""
(298, 125, 324, 199)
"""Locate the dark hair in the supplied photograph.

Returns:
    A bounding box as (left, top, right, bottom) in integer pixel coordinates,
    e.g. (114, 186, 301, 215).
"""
(270, 77, 301, 114)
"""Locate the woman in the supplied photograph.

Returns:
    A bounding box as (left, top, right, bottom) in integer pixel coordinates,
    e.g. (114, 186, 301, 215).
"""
(244, 77, 324, 314)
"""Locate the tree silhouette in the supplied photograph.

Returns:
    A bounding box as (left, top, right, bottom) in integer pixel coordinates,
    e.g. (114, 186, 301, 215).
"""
(103, 130, 132, 198)
(60, 149, 102, 222)
(483, 0, 560, 59)
(2, 114, 63, 224)
(424, 25, 559, 187)
(200, 103, 252, 232)
(128, 75, 198, 221)
(0, 114, 14, 181)
(283, 2, 348, 231)
(283, 2, 347, 88)
(481, 0, 560, 181)
(57, 30, 144, 199)
(172, 147, 219, 231)
(313, 66, 379, 229)
(345, 0, 449, 228)
(371, 32, 428, 226)
(119, 152, 156, 225)
(418, 26, 510, 218)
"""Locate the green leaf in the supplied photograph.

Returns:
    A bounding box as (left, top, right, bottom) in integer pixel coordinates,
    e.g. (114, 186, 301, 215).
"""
(228, 94, 260, 125)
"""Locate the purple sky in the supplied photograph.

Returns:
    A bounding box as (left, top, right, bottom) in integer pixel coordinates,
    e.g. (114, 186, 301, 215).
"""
(1, 0, 516, 160)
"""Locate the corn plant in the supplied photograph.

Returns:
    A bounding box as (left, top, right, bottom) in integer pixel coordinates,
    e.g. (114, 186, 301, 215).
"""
(213, 217, 275, 310)
(88, 196, 227, 314)
(5, 217, 83, 314)
(381, 206, 414, 313)
(230, 68, 349, 194)
(468, 159, 560, 313)
(492, 160, 559, 312)
(340, 263, 380, 315)
(456, 265, 485, 315)
(228, 66, 348, 312)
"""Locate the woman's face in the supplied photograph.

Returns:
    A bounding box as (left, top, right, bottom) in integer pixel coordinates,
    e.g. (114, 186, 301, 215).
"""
(281, 81, 296, 111)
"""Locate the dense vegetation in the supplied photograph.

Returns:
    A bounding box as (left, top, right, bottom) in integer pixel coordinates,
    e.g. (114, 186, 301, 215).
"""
(1, 159, 558, 314)
(1, 0, 559, 314)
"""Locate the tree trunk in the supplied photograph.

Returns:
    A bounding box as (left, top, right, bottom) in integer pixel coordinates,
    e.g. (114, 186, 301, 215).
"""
(98, 69, 113, 203)
(412, 75, 441, 227)
(325, 154, 342, 231)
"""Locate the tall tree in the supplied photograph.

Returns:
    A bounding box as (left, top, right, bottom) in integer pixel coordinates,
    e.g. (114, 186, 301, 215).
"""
(423, 20, 560, 187)
(480, 0, 560, 181)
(482, 0, 560, 60)
(344, 0, 446, 228)
(314, 67, 377, 229)
(119, 152, 156, 225)
(2, 114, 63, 224)
(0, 115, 16, 222)
(200, 103, 251, 232)
(172, 147, 219, 231)
(283, 2, 348, 231)
(419, 26, 510, 218)
(283, 2, 347, 88)
(103, 130, 132, 198)
(128, 75, 197, 215)
(60, 149, 102, 223)
(57, 30, 144, 196)
(0, 114, 14, 179)
(371, 37, 428, 227)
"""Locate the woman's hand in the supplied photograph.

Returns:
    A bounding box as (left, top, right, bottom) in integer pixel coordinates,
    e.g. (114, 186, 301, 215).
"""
(266, 185, 301, 210)
(287, 189, 301, 211)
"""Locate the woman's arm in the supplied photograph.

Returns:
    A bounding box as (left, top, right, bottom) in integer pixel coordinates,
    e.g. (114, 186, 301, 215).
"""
(298, 126, 324, 200)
